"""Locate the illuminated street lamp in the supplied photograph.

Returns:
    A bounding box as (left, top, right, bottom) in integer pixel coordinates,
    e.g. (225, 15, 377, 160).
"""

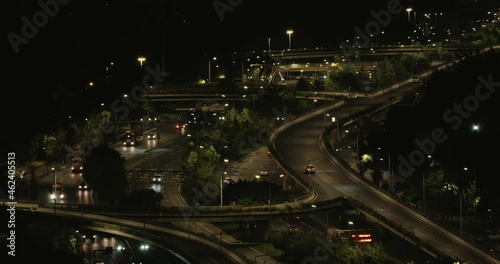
(87, 82, 94, 90)
(220, 158, 229, 207)
(286, 29, 293, 50)
(137, 57, 146, 68)
(255, 171, 284, 261)
(208, 56, 217, 83)
(406, 8, 413, 22)
(472, 123, 479, 133)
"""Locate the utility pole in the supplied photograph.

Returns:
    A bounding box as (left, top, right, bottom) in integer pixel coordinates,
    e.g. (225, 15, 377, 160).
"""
(220, 174, 223, 207)
(459, 192, 463, 236)
(423, 170, 426, 212)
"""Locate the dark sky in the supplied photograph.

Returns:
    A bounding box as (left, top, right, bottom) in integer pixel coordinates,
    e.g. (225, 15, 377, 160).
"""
(0, 0, 488, 155)
(3, 0, 440, 90)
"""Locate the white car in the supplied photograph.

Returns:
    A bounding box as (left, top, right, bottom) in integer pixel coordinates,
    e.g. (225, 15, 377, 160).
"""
(147, 132, 157, 140)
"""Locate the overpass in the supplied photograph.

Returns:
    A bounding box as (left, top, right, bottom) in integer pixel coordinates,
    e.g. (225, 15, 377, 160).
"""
(265, 44, 468, 61)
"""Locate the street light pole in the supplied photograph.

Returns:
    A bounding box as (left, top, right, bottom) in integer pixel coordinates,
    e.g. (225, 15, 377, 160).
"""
(51, 167, 57, 215)
(221, 158, 229, 207)
(254, 172, 283, 263)
(137, 57, 146, 68)
(406, 8, 412, 22)
(268, 177, 271, 207)
(220, 173, 223, 207)
(286, 29, 293, 50)
(266, 175, 271, 263)
(423, 170, 426, 212)
(208, 56, 217, 83)
(460, 191, 463, 236)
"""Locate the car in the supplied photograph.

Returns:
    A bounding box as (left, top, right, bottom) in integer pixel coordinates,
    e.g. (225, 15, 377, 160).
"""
(304, 164, 316, 174)
(51, 183, 65, 200)
(123, 139, 136, 146)
(78, 181, 88, 190)
(151, 175, 162, 183)
(258, 169, 269, 177)
(147, 131, 157, 140)
(412, 75, 420, 83)
(175, 123, 187, 129)
(223, 177, 234, 184)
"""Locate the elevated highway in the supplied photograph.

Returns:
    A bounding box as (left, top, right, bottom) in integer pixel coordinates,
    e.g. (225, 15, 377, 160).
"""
(268, 44, 467, 61)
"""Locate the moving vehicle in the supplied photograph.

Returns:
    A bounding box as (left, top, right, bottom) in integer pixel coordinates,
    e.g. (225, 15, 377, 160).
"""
(78, 180, 89, 190)
(147, 131, 157, 140)
(259, 168, 269, 177)
(151, 175, 162, 183)
(51, 183, 65, 200)
(304, 164, 316, 174)
(122, 130, 143, 146)
(176, 123, 187, 129)
(71, 156, 84, 173)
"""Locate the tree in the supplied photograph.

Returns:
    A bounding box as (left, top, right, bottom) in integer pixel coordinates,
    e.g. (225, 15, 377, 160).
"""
(295, 77, 310, 91)
(372, 58, 396, 88)
(272, 230, 338, 263)
(329, 63, 362, 91)
(334, 242, 388, 264)
(72, 110, 114, 154)
(200, 128, 229, 157)
(182, 145, 224, 205)
(83, 143, 127, 204)
(391, 56, 408, 80)
(140, 98, 156, 121)
(255, 83, 293, 113)
(43, 127, 68, 165)
(312, 78, 325, 91)
(463, 179, 482, 217)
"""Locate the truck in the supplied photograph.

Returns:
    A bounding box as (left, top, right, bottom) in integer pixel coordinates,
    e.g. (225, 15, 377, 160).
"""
(71, 156, 84, 173)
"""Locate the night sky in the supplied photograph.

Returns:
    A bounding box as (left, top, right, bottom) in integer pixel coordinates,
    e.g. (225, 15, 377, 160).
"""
(1, 0, 493, 155)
